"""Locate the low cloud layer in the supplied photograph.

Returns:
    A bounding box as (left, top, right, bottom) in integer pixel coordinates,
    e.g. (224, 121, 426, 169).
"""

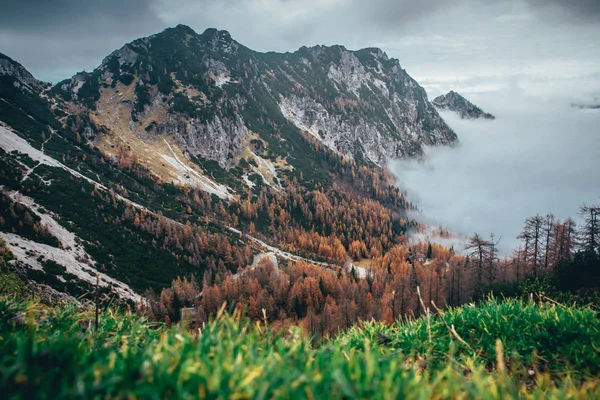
(389, 89, 600, 254)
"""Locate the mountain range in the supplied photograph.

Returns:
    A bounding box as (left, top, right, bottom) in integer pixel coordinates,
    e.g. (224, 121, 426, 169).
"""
(0, 25, 458, 304)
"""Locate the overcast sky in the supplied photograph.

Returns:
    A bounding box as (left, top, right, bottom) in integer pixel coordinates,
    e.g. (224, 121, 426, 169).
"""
(0, 0, 599, 99)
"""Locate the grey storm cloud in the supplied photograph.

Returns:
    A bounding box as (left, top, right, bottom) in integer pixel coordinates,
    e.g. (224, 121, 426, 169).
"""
(0, 0, 165, 82)
(0, 0, 160, 32)
(0, 0, 598, 88)
(1, 0, 459, 81)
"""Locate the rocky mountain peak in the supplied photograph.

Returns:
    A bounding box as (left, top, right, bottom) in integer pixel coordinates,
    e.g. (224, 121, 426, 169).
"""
(174, 23, 197, 35)
(433, 91, 495, 120)
(200, 27, 233, 41)
(49, 26, 457, 173)
(0, 52, 45, 90)
(363, 47, 390, 61)
(198, 28, 242, 55)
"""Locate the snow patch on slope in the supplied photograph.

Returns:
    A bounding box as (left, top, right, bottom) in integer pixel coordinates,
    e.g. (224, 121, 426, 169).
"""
(247, 151, 283, 191)
(3, 233, 140, 302)
(242, 174, 256, 189)
(1, 190, 140, 302)
(0, 125, 64, 169)
(161, 139, 232, 199)
(214, 74, 232, 88)
(0, 124, 148, 211)
(6, 190, 86, 259)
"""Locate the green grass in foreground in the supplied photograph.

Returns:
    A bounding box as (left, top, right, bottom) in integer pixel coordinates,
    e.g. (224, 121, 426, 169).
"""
(0, 296, 599, 399)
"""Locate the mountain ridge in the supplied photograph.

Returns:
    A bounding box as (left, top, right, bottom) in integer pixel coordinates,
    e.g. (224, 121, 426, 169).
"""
(0, 52, 46, 90)
(432, 90, 495, 120)
(0, 24, 453, 304)
(51, 24, 457, 169)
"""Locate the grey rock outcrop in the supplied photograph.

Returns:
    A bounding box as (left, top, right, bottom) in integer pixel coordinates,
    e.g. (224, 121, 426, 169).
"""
(433, 91, 495, 120)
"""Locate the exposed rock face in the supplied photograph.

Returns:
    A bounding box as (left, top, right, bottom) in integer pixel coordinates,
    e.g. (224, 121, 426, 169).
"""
(433, 91, 495, 120)
(56, 25, 456, 167)
(167, 103, 250, 168)
(0, 52, 45, 90)
(274, 46, 456, 164)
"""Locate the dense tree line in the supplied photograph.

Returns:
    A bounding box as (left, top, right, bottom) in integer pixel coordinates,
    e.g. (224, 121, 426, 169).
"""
(120, 204, 254, 273)
(232, 176, 411, 264)
(145, 241, 472, 336)
(147, 201, 600, 336)
(463, 203, 600, 300)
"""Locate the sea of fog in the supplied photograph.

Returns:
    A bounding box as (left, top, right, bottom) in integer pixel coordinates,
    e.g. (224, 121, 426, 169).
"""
(388, 89, 600, 255)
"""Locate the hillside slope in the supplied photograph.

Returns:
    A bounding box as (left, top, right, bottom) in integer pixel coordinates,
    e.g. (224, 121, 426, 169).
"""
(0, 26, 456, 302)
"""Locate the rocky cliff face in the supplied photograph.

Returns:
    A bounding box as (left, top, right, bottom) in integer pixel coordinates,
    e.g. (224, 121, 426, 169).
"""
(53, 25, 456, 168)
(0, 53, 45, 90)
(432, 91, 495, 120)
(273, 45, 456, 165)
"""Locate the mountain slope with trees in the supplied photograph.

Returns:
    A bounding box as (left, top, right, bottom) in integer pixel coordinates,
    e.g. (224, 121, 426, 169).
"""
(0, 25, 456, 304)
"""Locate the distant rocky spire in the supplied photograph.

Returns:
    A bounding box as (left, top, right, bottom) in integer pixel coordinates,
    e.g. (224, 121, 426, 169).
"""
(433, 91, 495, 120)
